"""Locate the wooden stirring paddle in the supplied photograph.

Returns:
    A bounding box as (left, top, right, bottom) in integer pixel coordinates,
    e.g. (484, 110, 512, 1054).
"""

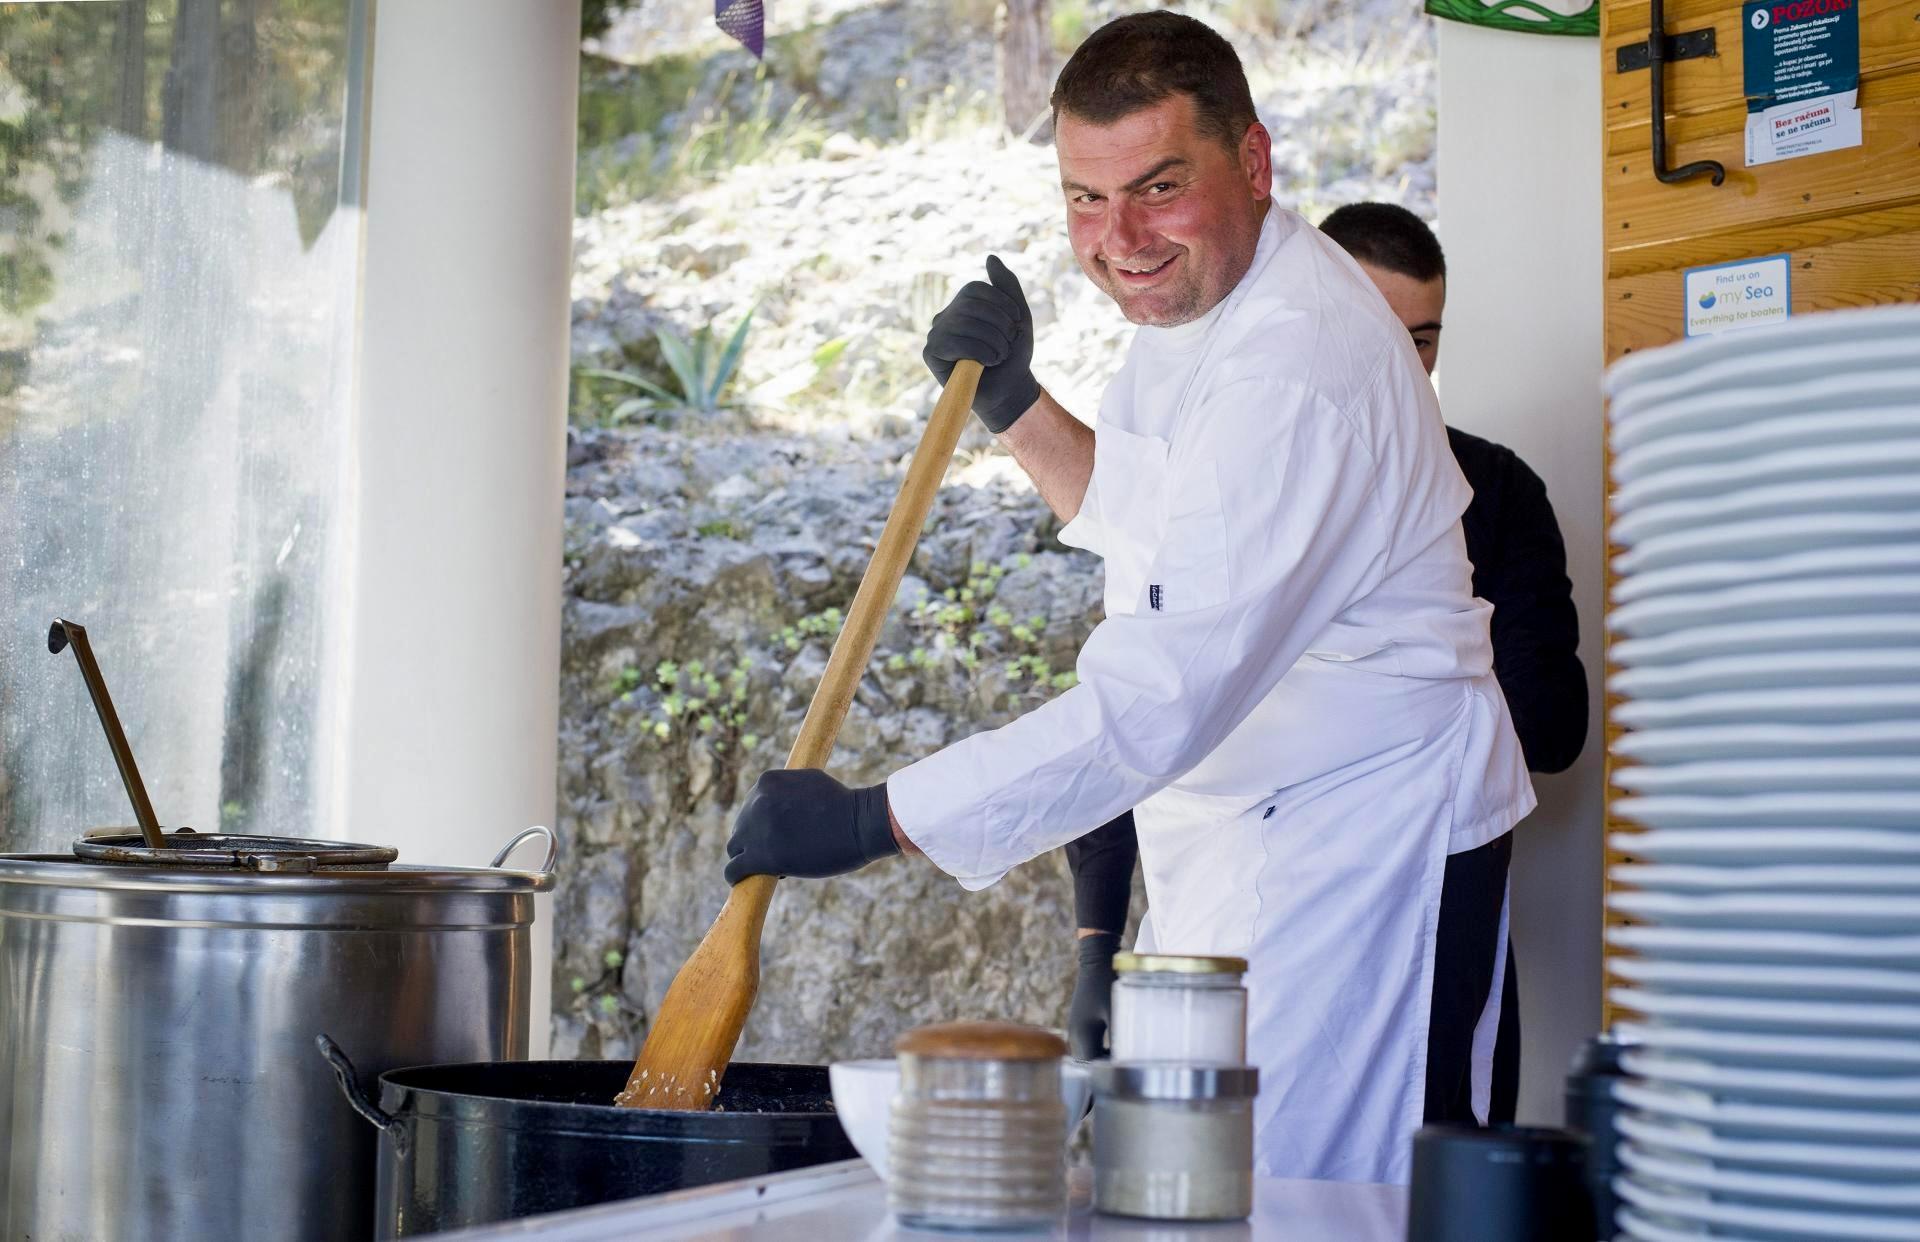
(617, 359, 984, 1110)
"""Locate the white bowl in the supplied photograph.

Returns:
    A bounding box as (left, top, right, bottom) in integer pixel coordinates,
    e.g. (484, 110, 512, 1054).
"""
(827, 1057, 1093, 1183)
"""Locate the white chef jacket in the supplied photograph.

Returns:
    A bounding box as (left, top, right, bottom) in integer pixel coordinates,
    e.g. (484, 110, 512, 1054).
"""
(889, 207, 1535, 886)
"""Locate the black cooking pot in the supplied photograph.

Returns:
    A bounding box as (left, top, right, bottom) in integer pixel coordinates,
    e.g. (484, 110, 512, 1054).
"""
(318, 1037, 857, 1238)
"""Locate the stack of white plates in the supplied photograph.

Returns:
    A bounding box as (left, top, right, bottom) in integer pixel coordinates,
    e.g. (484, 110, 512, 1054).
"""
(1603, 304, 1920, 1242)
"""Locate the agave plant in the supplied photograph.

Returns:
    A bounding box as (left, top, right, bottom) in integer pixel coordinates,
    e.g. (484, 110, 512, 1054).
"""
(580, 308, 754, 422)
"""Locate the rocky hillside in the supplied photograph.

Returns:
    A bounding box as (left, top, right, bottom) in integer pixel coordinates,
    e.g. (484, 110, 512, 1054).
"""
(554, 0, 1437, 1061)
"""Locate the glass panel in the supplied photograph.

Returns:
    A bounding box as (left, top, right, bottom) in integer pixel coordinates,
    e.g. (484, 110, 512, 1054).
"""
(0, 0, 369, 849)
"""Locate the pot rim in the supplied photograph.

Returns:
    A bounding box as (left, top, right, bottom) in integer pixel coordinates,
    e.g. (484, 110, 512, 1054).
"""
(375, 1060, 841, 1128)
(0, 855, 556, 894)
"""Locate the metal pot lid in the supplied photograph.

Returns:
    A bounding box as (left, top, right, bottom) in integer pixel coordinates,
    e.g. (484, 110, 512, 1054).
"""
(72, 827, 398, 873)
(1112, 952, 1248, 976)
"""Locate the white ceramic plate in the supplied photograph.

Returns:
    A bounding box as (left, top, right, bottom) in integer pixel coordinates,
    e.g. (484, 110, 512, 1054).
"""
(1622, 1141, 1920, 1211)
(1610, 759, 1920, 795)
(1607, 338, 1920, 427)
(1613, 793, 1920, 831)
(1610, 616, 1920, 668)
(1604, 305, 1920, 402)
(1611, 986, 1920, 1036)
(1608, 338, 1920, 428)
(1614, 1171, 1920, 1241)
(1614, 514, 1920, 578)
(1610, 477, 1920, 548)
(1612, 686, 1920, 729)
(1608, 923, 1920, 968)
(1615, 1080, 1920, 1142)
(1613, 408, 1920, 485)
(1618, 1110, 1920, 1177)
(1608, 574, 1920, 639)
(1610, 361, 1920, 451)
(1611, 1022, 1920, 1074)
(1612, 653, 1920, 701)
(1622, 1049, 1920, 1109)
(1610, 721, 1920, 763)
(1612, 547, 1920, 607)
(1610, 829, 1920, 865)
(1615, 442, 1920, 513)
(1611, 861, 1920, 897)
(1619, 1207, 1770, 1242)
(1610, 890, 1920, 933)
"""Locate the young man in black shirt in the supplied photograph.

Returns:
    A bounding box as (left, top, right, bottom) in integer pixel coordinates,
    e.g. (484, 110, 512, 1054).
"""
(1066, 203, 1587, 1126)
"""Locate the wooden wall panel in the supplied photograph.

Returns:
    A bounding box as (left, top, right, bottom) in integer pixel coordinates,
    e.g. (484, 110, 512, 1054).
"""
(1606, 226, 1920, 359)
(1604, 0, 1920, 157)
(1605, 93, 1920, 277)
(1608, 58, 1920, 159)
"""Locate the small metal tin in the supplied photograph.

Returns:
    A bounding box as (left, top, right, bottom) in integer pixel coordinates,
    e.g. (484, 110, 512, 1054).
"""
(1090, 1062, 1260, 1222)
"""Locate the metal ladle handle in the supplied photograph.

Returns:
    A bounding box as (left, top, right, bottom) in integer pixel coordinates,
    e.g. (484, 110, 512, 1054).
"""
(48, 620, 166, 850)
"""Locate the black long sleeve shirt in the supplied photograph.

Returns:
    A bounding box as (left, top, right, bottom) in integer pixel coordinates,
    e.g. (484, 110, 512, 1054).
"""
(1065, 426, 1589, 933)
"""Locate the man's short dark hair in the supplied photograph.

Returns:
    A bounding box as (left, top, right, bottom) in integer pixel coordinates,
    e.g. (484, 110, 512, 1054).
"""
(1050, 12, 1258, 152)
(1319, 203, 1447, 283)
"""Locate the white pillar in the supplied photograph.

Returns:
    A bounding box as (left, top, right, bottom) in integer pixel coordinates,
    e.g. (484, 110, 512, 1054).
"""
(1437, 21, 1606, 1122)
(340, 0, 580, 1054)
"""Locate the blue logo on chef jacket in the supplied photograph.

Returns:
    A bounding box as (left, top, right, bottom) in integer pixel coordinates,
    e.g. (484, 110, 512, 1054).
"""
(1698, 291, 1717, 309)
(1149, 584, 1164, 611)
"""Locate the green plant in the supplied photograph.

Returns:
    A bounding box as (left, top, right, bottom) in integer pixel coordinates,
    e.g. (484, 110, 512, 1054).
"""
(577, 307, 755, 421)
(887, 557, 1077, 700)
(696, 518, 745, 539)
(774, 607, 843, 652)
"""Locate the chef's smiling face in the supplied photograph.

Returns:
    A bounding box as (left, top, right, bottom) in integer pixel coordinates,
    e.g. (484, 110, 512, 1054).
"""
(1057, 93, 1272, 328)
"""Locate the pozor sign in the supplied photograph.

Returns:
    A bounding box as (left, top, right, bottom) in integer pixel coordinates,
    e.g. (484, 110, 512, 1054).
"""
(1742, 0, 1861, 165)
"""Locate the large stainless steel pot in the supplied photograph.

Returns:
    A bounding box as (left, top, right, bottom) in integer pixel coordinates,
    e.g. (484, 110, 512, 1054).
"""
(0, 827, 557, 1242)
(318, 1048, 856, 1238)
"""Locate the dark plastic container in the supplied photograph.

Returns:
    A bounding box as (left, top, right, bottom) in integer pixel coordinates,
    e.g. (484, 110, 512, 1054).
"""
(321, 1042, 856, 1238)
(1565, 1032, 1638, 1240)
(1407, 1124, 1593, 1242)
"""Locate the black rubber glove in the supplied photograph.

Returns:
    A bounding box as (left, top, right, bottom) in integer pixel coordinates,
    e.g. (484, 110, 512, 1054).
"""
(921, 255, 1042, 433)
(1068, 931, 1121, 1061)
(724, 770, 899, 884)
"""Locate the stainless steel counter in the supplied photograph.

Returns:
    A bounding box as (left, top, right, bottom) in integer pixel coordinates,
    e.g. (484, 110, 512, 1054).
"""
(436, 1160, 1409, 1240)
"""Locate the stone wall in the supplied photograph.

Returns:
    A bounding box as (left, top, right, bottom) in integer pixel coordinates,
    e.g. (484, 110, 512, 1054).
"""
(552, 421, 1121, 1061)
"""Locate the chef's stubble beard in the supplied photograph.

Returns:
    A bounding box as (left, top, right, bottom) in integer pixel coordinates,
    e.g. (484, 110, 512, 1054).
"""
(1098, 263, 1206, 328)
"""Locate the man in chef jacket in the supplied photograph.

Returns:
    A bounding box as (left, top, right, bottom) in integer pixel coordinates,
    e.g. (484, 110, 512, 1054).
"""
(1066, 203, 1591, 1128)
(723, 11, 1534, 1185)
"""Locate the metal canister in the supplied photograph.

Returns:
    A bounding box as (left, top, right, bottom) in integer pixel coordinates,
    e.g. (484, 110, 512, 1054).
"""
(1090, 1063, 1259, 1221)
(0, 825, 556, 1242)
(1110, 952, 1249, 1063)
(888, 1020, 1068, 1230)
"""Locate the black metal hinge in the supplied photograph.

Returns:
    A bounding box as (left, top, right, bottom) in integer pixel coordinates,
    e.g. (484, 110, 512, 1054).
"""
(1616, 27, 1716, 74)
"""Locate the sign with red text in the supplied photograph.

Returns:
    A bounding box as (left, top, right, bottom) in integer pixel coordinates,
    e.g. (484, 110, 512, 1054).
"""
(1743, 0, 1862, 165)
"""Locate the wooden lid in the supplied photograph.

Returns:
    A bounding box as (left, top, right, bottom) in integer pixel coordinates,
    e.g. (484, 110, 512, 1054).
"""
(894, 1020, 1067, 1061)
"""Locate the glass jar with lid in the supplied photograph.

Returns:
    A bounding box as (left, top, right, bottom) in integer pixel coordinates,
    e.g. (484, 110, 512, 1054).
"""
(888, 1020, 1068, 1230)
(1109, 953, 1248, 1064)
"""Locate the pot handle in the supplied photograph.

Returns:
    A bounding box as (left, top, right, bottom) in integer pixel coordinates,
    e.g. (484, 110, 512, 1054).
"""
(316, 1033, 409, 1155)
(490, 824, 558, 874)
